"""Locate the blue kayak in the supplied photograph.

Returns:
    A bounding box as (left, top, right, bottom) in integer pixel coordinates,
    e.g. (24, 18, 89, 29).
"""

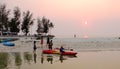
(3, 42, 15, 46)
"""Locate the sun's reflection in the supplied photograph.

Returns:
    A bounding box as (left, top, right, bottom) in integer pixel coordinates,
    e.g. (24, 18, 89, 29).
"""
(83, 35, 89, 38)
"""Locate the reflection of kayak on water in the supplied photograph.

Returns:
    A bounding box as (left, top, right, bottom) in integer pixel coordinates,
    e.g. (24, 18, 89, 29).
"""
(42, 49, 77, 56)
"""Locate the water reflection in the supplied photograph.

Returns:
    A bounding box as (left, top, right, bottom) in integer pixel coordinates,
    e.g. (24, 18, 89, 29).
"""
(13, 52, 22, 67)
(33, 52, 37, 63)
(0, 53, 9, 69)
(41, 53, 44, 64)
(47, 55, 53, 64)
(24, 52, 32, 64)
(40, 54, 76, 64)
(0, 52, 77, 69)
(59, 54, 64, 63)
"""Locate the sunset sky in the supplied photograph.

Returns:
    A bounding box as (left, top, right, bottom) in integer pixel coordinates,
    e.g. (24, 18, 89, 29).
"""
(1, 0, 120, 38)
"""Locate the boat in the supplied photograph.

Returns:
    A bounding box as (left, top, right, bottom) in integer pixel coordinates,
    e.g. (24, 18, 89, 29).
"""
(42, 50, 77, 56)
(3, 42, 15, 46)
(43, 50, 60, 54)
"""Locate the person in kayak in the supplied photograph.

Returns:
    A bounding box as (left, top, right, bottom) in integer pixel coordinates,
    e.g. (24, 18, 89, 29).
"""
(60, 46, 65, 53)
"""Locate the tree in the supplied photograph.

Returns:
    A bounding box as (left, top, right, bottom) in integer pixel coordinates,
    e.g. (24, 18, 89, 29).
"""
(0, 4, 10, 35)
(49, 22, 54, 35)
(9, 7, 21, 35)
(36, 18, 44, 34)
(36, 17, 54, 35)
(42, 17, 52, 34)
(21, 10, 34, 36)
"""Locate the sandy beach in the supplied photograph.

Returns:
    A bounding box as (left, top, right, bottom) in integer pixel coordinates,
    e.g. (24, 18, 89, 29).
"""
(0, 37, 120, 69)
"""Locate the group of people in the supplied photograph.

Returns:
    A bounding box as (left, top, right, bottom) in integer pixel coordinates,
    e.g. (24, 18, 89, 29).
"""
(47, 36, 65, 53)
(47, 36, 53, 50)
(33, 36, 65, 54)
(33, 36, 66, 64)
(33, 36, 54, 52)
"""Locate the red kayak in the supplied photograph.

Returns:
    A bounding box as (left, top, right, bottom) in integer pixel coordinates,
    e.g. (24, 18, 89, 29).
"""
(42, 50, 77, 56)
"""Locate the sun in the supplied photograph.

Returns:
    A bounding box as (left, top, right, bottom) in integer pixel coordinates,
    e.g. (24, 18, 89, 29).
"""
(85, 21, 88, 25)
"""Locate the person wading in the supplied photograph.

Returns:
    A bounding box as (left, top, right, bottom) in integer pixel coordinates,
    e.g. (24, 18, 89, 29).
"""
(48, 40, 53, 50)
(33, 41, 37, 52)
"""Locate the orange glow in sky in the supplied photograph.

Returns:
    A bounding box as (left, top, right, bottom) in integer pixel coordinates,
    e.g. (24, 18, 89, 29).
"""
(85, 21, 88, 25)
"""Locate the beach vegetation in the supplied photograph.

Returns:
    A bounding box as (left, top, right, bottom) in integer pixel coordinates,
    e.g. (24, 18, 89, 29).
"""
(0, 3, 54, 36)
(21, 10, 34, 36)
(36, 17, 54, 35)
(36, 17, 43, 34)
(9, 7, 21, 35)
(0, 4, 10, 35)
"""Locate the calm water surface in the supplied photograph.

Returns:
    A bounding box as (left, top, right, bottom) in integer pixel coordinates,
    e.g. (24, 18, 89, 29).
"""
(0, 37, 120, 69)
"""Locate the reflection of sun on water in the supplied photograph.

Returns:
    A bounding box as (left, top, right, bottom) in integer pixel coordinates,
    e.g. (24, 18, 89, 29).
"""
(84, 35, 88, 38)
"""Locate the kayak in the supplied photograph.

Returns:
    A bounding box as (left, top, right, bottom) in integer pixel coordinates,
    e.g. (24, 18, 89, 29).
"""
(43, 50, 60, 54)
(3, 42, 15, 46)
(43, 50, 77, 56)
(62, 51, 77, 56)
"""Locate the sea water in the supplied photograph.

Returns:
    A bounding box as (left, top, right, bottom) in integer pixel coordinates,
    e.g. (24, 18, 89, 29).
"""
(1, 37, 120, 69)
(52, 37, 120, 52)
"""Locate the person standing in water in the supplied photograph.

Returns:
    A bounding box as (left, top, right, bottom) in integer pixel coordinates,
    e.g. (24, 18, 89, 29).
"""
(48, 40, 53, 50)
(40, 36, 44, 48)
(46, 36, 50, 48)
(33, 41, 37, 52)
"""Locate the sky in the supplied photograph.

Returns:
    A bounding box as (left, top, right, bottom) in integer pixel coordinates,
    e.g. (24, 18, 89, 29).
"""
(1, 0, 120, 38)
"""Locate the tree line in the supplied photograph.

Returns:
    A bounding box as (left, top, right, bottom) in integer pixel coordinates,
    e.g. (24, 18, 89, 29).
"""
(0, 4, 54, 36)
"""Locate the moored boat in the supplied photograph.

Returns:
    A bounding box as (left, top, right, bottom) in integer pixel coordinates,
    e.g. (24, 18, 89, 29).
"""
(3, 42, 15, 46)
